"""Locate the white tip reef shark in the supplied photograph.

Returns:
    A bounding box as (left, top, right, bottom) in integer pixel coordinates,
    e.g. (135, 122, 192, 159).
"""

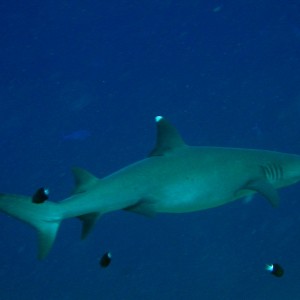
(1, 116, 300, 259)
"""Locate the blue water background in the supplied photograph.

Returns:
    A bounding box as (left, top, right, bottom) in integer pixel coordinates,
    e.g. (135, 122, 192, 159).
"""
(0, 1, 300, 299)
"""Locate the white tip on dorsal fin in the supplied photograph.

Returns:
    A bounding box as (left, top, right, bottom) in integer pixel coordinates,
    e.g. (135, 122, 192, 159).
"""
(149, 116, 186, 156)
(72, 167, 100, 194)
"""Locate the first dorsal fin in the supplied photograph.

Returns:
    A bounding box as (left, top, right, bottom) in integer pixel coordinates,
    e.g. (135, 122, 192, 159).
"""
(72, 167, 99, 194)
(149, 116, 186, 156)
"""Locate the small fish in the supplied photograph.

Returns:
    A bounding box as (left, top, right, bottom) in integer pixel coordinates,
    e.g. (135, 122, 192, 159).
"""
(63, 130, 91, 141)
(212, 5, 223, 13)
(265, 263, 284, 277)
(32, 187, 49, 204)
(99, 252, 112, 268)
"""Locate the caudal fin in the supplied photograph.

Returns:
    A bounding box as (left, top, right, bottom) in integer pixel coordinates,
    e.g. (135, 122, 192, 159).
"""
(0, 193, 62, 259)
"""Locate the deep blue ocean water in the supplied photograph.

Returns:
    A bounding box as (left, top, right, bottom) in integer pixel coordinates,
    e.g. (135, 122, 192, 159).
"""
(1, 1, 300, 299)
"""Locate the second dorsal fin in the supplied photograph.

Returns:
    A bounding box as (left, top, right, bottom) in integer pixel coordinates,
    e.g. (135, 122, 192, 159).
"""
(72, 167, 100, 194)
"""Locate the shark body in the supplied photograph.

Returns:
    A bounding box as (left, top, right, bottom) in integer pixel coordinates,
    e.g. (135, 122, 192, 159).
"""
(1, 116, 300, 259)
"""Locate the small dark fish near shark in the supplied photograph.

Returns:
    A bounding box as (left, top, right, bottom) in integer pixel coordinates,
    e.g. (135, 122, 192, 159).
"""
(1, 116, 300, 260)
(265, 263, 284, 277)
(99, 252, 112, 268)
(32, 187, 49, 204)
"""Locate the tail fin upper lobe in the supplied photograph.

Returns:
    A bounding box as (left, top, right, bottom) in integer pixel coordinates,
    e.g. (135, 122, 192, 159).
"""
(0, 193, 62, 259)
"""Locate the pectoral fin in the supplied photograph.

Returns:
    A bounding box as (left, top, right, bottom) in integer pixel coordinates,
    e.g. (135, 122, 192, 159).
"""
(243, 179, 279, 207)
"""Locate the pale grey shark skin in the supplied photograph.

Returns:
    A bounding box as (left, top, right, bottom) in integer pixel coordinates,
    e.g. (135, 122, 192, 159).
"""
(1, 116, 300, 259)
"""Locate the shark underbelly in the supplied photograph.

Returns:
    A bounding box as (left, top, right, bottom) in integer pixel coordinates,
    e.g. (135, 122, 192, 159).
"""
(151, 177, 248, 213)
